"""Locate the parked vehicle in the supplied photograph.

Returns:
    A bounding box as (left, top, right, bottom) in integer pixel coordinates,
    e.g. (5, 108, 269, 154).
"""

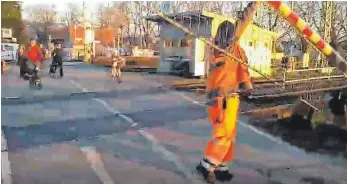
(1, 43, 19, 62)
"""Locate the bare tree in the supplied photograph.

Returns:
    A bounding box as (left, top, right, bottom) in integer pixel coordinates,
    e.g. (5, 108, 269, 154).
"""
(24, 4, 57, 45)
(96, 3, 129, 46)
(61, 3, 82, 26)
(120, 1, 347, 53)
(122, 1, 229, 48)
(25, 4, 57, 26)
(332, 2, 347, 44)
(96, 3, 128, 29)
(122, 2, 160, 48)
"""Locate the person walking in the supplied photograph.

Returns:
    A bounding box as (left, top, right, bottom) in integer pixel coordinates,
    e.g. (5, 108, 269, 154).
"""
(195, 2, 259, 183)
(110, 53, 125, 83)
(17, 44, 26, 77)
(50, 43, 64, 77)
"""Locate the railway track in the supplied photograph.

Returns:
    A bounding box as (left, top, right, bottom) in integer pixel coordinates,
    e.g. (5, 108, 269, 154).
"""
(172, 77, 347, 100)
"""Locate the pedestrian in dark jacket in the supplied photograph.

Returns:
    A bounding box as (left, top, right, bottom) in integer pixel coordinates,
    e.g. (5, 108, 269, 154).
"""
(49, 43, 64, 77)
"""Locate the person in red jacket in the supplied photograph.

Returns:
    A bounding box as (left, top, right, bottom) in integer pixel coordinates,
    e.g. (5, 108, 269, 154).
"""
(26, 39, 43, 65)
(22, 38, 43, 80)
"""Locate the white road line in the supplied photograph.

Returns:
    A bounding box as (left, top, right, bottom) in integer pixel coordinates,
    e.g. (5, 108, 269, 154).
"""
(174, 91, 283, 144)
(80, 147, 115, 184)
(70, 80, 198, 183)
(1, 130, 13, 184)
(167, 88, 306, 152)
(71, 80, 116, 184)
(70, 80, 88, 92)
(150, 82, 304, 150)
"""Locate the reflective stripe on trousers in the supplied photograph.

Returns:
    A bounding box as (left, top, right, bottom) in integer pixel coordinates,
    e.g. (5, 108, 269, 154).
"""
(204, 94, 240, 166)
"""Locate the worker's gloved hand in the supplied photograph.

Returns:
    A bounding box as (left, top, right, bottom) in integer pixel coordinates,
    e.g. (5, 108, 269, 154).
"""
(240, 89, 253, 96)
(239, 89, 254, 101)
(239, 81, 254, 98)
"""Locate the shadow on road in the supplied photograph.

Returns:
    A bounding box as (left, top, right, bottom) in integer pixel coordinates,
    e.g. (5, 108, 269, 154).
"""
(2, 103, 206, 151)
(1, 86, 171, 105)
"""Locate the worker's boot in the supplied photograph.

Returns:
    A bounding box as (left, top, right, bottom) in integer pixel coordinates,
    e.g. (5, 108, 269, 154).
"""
(196, 158, 219, 184)
(214, 163, 234, 181)
(197, 159, 234, 183)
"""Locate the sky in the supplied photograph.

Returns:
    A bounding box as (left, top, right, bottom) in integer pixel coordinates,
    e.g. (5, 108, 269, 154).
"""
(21, 0, 102, 21)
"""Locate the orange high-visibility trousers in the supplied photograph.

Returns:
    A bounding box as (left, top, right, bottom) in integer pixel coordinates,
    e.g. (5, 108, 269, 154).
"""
(204, 94, 240, 165)
(1, 60, 6, 74)
(203, 42, 252, 166)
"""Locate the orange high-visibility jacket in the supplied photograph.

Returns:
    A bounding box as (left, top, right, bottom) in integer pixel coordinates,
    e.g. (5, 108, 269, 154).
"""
(206, 42, 251, 97)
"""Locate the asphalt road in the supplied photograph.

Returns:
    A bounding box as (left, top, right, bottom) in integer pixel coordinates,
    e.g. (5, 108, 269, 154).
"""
(2, 62, 347, 184)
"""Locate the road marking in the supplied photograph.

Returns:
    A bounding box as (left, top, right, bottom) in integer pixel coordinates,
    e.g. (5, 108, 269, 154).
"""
(71, 80, 117, 184)
(70, 80, 88, 92)
(171, 91, 286, 143)
(148, 81, 305, 150)
(73, 77, 303, 153)
(80, 146, 115, 184)
(168, 88, 307, 152)
(5, 97, 20, 100)
(1, 130, 12, 184)
(70, 80, 198, 183)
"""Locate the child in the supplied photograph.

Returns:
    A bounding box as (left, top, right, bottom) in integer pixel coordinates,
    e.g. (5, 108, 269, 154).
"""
(111, 53, 125, 83)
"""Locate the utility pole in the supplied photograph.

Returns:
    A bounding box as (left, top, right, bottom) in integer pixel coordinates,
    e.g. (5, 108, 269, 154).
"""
(83, 1, 90, 63)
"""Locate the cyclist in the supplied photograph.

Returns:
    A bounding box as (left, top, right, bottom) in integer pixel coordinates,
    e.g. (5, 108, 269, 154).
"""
(49, 43, 64, 77)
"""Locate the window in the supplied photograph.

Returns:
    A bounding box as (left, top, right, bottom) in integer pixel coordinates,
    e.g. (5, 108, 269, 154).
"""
(164, 39, 190, 48)
(272, 40, 276, 52)
(172, 40, 180, 47)
(187, 39, 193, 47)
(164, 40, 172, 48)
(181, 39, 187, 47)
(4, 45, 13, 51)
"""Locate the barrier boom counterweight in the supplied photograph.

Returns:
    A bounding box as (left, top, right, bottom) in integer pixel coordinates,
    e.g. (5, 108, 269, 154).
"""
(267, 1, 347, 75)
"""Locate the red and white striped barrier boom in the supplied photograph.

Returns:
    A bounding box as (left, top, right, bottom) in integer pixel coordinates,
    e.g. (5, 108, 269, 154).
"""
(267, 1, 347, 74)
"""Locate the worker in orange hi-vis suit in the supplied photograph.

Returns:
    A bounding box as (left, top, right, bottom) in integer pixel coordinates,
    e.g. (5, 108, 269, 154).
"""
(196, 2, 259, 183)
